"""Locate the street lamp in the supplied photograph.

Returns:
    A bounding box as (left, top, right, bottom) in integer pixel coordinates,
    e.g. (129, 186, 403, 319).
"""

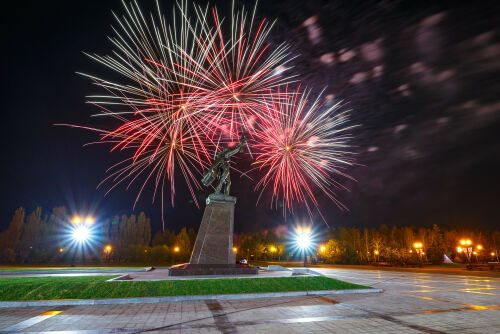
(104, 245, 112, 264)
(413, 242, 424, 266)
(73, 226, 89, 242)
(174, 246, 180, 253)
(459, 239, 473, 267)
(71, 216, 94, 243)
(70, 215, 95, 266)
(295, 226, 312, 267)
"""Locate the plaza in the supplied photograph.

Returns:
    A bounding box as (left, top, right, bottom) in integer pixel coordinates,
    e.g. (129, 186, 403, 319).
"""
(1, 267, 499, 333)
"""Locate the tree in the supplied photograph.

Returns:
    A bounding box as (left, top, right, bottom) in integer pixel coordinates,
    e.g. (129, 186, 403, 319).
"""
(2, 207, 25, 250)
(175, 228, 192, 261)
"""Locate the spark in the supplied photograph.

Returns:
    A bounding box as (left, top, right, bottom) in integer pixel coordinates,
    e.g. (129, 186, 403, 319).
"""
(251, 86, 358, 222)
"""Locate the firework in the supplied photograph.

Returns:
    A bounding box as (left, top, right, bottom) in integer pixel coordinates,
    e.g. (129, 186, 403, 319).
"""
(171, 1, 295, 138)
(65, 0, 357, 225)
(250, 87, 358, 222)
(73, 0, 217, 225)
(68, 0, 294, 228)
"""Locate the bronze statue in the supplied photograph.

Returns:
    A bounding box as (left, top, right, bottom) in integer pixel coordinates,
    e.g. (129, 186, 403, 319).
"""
(202, 135, 247, 195)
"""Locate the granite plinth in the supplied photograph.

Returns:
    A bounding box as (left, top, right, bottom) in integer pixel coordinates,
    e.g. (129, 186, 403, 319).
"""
(189, 194, 237, 265)
(168, 264, 259, 276)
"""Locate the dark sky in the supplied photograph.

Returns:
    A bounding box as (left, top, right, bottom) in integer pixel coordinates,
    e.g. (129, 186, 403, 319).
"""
(1, 0, 500, 234)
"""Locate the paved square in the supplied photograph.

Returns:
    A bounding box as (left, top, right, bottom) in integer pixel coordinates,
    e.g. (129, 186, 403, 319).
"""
(1, 267, 499, 333)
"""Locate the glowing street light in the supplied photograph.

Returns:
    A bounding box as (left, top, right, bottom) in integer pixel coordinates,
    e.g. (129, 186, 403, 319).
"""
(71, 215, 95, 243)
(320, 246, 326, 253)
(297, 234, 311, 250)
(270, 246, 277, 252)
(174, 246, 180, 253)
(104, 245, 112, 264)
(72, 225, 90, 242)
(413, 242, 424, 266)
(477, 245, 482, 250)
(59, 248, 64, 253)
(233, 247, 237, 253)
(295, 225, 313, 267)
(459, 239, 473, 266)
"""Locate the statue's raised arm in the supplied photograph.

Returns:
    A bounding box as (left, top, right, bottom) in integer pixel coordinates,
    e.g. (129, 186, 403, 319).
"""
(201, 134, 247, 195)
(224, 134, 247, 159)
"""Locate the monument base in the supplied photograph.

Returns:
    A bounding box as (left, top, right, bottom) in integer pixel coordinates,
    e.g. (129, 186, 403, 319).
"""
(189, 194, 237, 265)
(168, 264, 259, 276)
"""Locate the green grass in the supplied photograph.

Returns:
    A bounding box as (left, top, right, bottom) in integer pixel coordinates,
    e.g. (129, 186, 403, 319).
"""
(0, 267, 146, 272)
(0, 276, 369, 301)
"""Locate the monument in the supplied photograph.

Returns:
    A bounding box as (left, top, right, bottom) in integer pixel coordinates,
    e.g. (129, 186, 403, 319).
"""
(169, 135, 258, 275)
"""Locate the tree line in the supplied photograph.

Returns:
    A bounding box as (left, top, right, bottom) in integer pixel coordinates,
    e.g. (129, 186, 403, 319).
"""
(1, 206, 499, 265)
(0, 206, 196, 264)
(237, 225, 500, 265)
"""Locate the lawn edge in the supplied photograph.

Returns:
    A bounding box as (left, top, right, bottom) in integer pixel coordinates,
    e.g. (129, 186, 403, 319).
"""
(0, 288, 382, 307)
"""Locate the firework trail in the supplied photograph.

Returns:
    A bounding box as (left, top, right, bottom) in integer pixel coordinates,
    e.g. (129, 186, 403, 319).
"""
(176, 1, 295, 139)
(65, 0, 296, 229)
(250, 86, 358, 222)
(75, 0, 215, 220)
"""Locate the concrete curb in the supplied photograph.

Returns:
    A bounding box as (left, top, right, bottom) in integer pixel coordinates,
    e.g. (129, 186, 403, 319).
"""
(0, 288, 382, 308)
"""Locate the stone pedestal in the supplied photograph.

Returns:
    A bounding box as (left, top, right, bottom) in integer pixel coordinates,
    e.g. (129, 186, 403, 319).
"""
(190, 193, 236, 264)
(168, 193, 258, 276)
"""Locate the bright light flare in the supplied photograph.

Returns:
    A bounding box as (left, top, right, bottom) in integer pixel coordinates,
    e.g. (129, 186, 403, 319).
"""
(72, 225, 90, 242)
(297, 234, 311, 250)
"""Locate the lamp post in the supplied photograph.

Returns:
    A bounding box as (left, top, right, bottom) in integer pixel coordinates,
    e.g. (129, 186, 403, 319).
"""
(104, 245, 112, 264)
(476, 245, 483, 263)
(270, 246, 276, 261)
(296, 226, 312, 267)
(459, 239, 473, 267)
(413, 242, 423, 266)
(71, 216, 94, 266)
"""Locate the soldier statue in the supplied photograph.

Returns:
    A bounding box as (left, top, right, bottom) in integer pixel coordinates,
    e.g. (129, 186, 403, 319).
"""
(202, 134, 247, 195)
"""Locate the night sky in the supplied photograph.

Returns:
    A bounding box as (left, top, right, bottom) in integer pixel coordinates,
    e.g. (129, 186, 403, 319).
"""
(2, 0, 500, 234)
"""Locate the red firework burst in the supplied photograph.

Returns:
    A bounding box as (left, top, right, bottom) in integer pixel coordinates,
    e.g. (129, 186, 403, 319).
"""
(250, 86, 358, 222)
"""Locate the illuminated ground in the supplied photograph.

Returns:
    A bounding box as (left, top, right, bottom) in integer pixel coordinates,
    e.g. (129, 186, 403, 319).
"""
(0, 267, 499, 333)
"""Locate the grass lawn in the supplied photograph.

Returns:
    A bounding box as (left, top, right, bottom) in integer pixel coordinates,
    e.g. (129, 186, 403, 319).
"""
(0, 267, 147, 272)
(0, 276, 369, 301)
